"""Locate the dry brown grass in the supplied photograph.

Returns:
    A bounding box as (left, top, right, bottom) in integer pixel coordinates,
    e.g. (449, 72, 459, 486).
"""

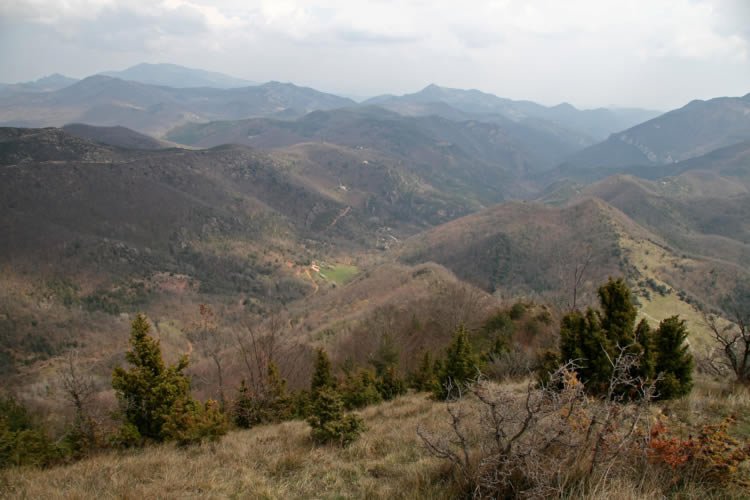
(0, 393, 454, 499)
(4, 377, 750, 499)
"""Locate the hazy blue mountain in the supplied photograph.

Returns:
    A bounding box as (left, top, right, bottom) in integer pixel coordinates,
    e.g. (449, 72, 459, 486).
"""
(561, 93, 750, 170)
(0, 74, 78, 95)
(0, 76, 355, 135)
(366, 84, 661, 140)
(100, 62, 257, 88)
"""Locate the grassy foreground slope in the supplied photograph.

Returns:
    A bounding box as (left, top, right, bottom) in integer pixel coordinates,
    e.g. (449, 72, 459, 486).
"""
(4, 378, 750, 499)
(1, 393, 453, 499)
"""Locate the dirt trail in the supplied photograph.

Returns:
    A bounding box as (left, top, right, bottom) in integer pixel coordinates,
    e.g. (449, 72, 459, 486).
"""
(304, 268, 319, 294)
(327, 206, 351, 230)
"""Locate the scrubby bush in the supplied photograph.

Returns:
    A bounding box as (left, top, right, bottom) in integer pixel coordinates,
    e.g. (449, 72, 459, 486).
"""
(340, 369, 382, 410)
(162, 399, 227, 447)
(232, 362, 294, 427)
(307, 388, 364, 446)
(108, 422, 142, 449)
(509, 302, 527, 320)
(0, 397, 59, 468)
(484, 344, 536, 380)
(409, 351, 437, 392)
(648, 416, 750, 489)
(420, 355, 659, 498)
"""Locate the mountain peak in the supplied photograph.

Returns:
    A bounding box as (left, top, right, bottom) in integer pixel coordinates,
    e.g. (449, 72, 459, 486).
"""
(419, 83, 446, 95)
(100, 63, 256, 89)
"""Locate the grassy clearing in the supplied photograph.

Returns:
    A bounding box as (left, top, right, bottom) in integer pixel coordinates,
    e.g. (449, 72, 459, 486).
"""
(319, 264, 359, 285)
(617, 231, 716, 350)
(1, 393, 453, 500)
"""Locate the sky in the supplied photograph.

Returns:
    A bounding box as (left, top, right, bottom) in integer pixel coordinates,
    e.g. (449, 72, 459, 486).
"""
(0, 0, 748, 110)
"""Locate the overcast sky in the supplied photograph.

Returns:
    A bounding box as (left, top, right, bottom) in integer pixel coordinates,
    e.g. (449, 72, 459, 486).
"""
(1, 0, 748, 110)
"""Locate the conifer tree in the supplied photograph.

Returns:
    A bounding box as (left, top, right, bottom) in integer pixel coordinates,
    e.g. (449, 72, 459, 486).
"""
(112, 314, 191, 442)
(634, 318, 656, 381)
(232, 379, 255, 429)
(311, 348, 336, 397)
(654, 316, 693, 399)
(370, 333, 406, 400)
(597, 278, 637, 346)
(410, 351, 437, 392)
(307, 388, 364, 446)
(436, 325, 479, 399)
(112, 314, 227, 444)
(265, 361, 292, 421)
(557, 279, 692, 400)
(340, 369, 382, 410)
(559, 308, 613, 393)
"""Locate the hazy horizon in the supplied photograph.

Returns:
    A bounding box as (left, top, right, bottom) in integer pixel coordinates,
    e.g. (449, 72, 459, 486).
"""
(1, 0, 749, 110)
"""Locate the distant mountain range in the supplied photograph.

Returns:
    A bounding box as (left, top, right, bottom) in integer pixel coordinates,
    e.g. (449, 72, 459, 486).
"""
(0, 64, 663, 146)
(561, 93, 750, 170)
(99, 63, 257, 89)
(0, 76, 355, 135)
(0, 74, 78, 95)
(367, 84, 661, 141)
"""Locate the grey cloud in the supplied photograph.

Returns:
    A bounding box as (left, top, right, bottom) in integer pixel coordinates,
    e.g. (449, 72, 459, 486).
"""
(713, 0, 750, 41)
(54, 5, 209, 51)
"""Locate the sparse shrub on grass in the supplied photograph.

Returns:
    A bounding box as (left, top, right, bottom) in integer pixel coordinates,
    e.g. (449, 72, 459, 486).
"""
(232, 362, 294, 427)
(162, 399, 227, 447)
(408, 351, 437, 392)
(484, 344, 535, 381)
(375, 366, 407, 401)
(648, 415, 750, 489)
(340, 369, 382, 410)
(0, 397, 59, 469)
(108, 422, 142, 449)
(509, 302, 527, 320)
(307, 388, 364, 447)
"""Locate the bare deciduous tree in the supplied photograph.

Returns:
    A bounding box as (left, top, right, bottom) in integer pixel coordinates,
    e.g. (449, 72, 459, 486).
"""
(553, 241, 596, 311)
(234, 311, 305, 396)
(703, 304, 750, 384)
(187, 304, 229, 408)
(61, 349, 97, 445)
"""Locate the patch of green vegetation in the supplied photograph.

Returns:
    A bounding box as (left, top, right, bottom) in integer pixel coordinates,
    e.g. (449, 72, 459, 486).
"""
(46, 277, 80, 307)
(83, 281, 151, 315)
(320, 264, 359, 285)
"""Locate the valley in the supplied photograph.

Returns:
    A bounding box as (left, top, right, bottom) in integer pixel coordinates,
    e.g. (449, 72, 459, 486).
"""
(1, 60, 750, 499)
